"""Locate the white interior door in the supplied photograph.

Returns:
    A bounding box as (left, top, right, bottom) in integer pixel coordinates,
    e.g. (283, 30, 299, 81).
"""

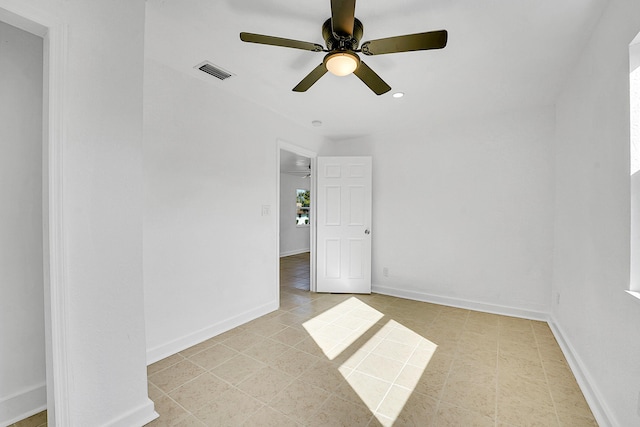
(316, 157, 372, 294)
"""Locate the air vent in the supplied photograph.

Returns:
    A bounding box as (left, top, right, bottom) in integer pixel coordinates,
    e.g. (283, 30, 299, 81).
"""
(195, 61, 234, 81)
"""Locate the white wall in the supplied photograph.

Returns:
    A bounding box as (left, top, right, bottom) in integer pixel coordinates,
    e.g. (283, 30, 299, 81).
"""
(0, 0, 156, 425)
(143, 59, 323, 363)
(553, 0, 640, 425)
(322, 106, 556, 318)
(280, 173, 310, 257)
(0, 20, 46, 425)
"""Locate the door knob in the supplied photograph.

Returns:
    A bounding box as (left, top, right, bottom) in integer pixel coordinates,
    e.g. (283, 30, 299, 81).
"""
(365, 229, 370, 235)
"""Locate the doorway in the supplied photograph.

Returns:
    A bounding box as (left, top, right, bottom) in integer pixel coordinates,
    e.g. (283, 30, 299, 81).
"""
(277, 141, 317, 300)
(0, 18, 47, 426)
(0, 3, 68, 425)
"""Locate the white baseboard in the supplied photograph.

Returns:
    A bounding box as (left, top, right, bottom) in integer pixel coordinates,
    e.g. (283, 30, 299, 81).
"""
(100, 398, 157, 427)
(0, 382, 46, 427)
(547, 318, 614, 427)
(280, 249, 310, 257)
(372, 284, 549, 321)
(373, 284, 611, 425)
(146, 300, 279, 365)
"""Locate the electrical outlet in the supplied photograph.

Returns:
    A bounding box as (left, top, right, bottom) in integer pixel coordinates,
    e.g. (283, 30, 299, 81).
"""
(261, 205, 270, 216)
(383, 267, 389, 277)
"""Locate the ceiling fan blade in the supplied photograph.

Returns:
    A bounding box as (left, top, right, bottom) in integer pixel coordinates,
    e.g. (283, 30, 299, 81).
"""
(361, 30, 448, 56)
(331, 0, 356, 37)
(293, 63, 328, 92)
(240, 32, 324, 52)
(353, 61, 391, 95)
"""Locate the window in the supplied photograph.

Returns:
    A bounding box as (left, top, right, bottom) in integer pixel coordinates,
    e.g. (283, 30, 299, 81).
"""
(296, 189, 310, 226)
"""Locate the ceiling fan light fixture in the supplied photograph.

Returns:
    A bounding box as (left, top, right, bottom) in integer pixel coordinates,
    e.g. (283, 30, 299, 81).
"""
(325, 51, 359, 76)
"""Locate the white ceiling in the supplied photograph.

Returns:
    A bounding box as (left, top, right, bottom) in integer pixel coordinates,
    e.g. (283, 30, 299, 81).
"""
(145, 0, 608, 141)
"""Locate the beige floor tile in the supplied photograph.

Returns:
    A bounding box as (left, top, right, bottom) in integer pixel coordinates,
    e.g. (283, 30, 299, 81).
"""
(549, 382, 594, 418)
(236, 366, 296, 403)
(148, 381, 164, 401)
(300, 359, 349, 392)
(395, 363, 445, 400)
(371, 338, 416, 363)
(384, 326, 424, 347)
(294, 336, 332, 358)
(210, 353, 266, 385)
(147, 394, 190, 426)
(499, 375, 553, 407)
(441, 376, 496, 418)
(435, 402, 495, 426)
(14, 411, 47, 427)
(187, 344, 238, 370)
(376, 384, 416, 419)
(498, 353, 546, 382)
(241, 337, 291, 364)
(276, 310, 313, 326)
(355, 353, 405, 383)
(269, 379, 331, 423)
(219, 329, 265, 352)
(459, 330, 500, 349)
(544, 361, 579, 389)
(241, 406, 300, 427)
(148, 353, 185, 376)
(145, 254, 597, 427)
(538, 343, 569, 363)
(391, 392, 438, 426)
(335, 370, 391, 411)
(168, 372, 230, 412)
(453, 348, 498, 370)
(269, 347, 320, 378)
(270, 326, 310, 346)
(172, 415, 206, 427)
(497, 405, 559, 427)
(242, 317, 289, 337)
(149, 359, 206, 393)
(178, 337, 219, 358)
(192, 388, 263, 426)
(447, 359, 496, 385)
(307, 394, 374, 427)
(555, 408, 598, 426)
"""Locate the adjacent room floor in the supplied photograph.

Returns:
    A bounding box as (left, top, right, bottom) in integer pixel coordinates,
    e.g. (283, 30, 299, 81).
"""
(146, 253, 597, 426)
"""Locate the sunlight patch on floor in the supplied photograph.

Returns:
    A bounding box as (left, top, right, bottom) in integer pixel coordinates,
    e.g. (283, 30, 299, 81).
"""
(302, 297, 384, 360)
(303, 297, 437, 426)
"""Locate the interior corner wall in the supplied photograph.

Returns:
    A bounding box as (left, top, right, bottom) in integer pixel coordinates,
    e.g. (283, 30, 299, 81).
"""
(279, 173, 311, 257)
(0, 20, 46, 426)
(142, 59, 323, 363)
(0, 0, 156, 425)
(323, 106, 556, 318)
(552, 1, 640, 425)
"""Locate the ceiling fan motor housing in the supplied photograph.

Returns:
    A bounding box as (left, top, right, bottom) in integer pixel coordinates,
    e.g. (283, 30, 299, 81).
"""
(322, 18, 363, 51)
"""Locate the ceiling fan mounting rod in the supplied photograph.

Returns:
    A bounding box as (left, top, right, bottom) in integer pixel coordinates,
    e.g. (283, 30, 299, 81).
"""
(322, 18, 363, 52)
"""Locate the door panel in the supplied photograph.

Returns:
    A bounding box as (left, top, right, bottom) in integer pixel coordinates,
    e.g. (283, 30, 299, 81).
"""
(316, 157, 372, 294)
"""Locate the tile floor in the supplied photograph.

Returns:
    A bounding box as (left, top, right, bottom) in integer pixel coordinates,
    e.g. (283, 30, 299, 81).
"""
(146, 253, 597, 426)
(8, 410, 47, 427)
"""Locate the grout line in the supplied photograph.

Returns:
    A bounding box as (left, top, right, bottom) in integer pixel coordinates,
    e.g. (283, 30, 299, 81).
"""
(532, 321, 562, 426)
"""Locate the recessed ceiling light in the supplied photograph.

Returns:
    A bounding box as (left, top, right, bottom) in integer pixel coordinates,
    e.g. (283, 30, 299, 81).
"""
(392, 92, 404, 98)
(312, 120, 323, 127)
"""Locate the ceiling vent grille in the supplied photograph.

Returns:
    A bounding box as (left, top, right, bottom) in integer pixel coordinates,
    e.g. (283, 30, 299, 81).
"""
(195, 61, 234, 81)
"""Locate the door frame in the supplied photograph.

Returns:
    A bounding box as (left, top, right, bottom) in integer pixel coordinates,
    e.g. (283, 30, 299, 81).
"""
(277, 140, 317, 293)
(0, 3, 70, 425)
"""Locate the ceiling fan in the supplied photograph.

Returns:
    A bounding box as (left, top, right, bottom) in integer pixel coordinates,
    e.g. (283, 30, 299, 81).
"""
(239, 0, 447, 95)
